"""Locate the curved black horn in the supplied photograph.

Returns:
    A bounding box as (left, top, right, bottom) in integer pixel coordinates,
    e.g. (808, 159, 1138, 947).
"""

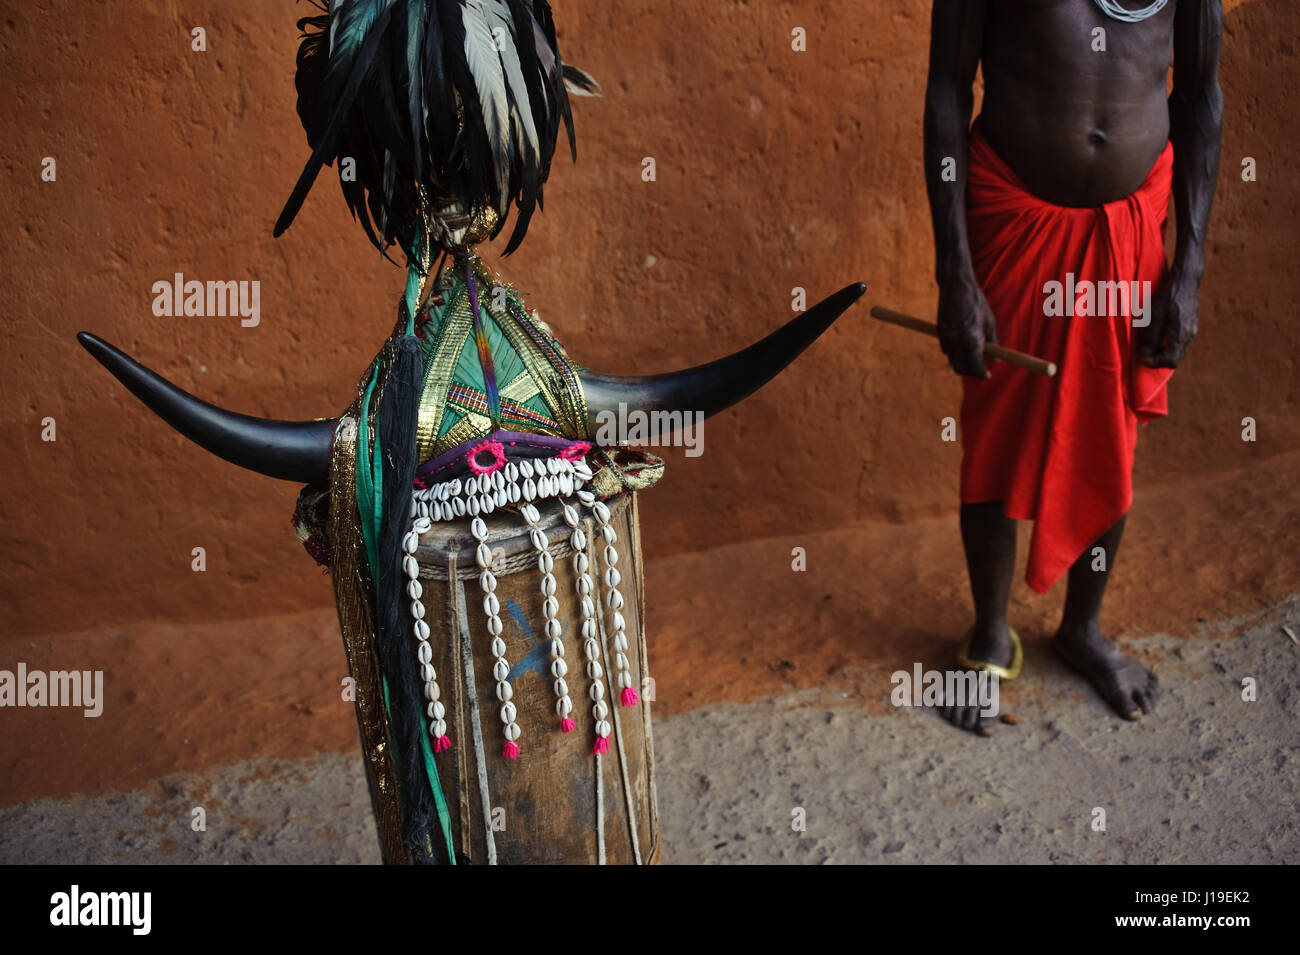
(77, 332, 335, 484)
(578, 283, 866, 435)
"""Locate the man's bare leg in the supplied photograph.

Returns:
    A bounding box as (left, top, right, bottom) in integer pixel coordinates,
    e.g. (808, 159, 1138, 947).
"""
(940, 500, 1016, 733)
(1054, 516, 1160, 719)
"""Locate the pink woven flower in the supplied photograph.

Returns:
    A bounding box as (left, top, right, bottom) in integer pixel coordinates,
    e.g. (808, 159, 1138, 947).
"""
(559, 441, 592, 463)
(466, 438, 506, 475)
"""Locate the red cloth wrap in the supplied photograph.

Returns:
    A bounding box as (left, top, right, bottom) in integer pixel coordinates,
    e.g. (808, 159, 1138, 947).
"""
(960, 124, 1175, 594)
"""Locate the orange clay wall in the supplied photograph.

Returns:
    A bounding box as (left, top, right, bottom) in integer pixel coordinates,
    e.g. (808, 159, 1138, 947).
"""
(1, 1, 1296, 802)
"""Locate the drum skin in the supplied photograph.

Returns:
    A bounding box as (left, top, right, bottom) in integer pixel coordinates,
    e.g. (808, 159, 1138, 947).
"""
(415, 492, 660, 864)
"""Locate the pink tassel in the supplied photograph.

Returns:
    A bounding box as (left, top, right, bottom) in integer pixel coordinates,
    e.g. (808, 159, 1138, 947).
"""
(593, 737, 610, 756)
(561, 717, 576, 733)
(503, 741, 519, 760)
(620, 687, 639, 707)
(433, 735, 452, 754)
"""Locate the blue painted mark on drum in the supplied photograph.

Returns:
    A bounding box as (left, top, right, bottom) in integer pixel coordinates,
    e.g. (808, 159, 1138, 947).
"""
(504, 599, 569, 683)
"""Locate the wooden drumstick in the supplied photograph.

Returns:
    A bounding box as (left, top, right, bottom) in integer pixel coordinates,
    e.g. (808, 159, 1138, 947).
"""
(869, 306, 1058, 377)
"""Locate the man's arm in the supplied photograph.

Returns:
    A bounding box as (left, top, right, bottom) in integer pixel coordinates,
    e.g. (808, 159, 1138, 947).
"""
(1140, 0, 1224, 368)
(924, 0, 993, 379)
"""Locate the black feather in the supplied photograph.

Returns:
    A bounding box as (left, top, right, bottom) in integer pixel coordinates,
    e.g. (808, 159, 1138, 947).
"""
(533, 0, 575, 162)
(280, 0, 582, 258)
(421, 4, 454, 165)
(562, 63, 601, 96)
(402, 0, 425, 178)
(276, 0, 397, 237)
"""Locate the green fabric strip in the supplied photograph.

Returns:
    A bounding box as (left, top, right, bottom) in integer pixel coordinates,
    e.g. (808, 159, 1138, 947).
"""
(402, 228, 423, 336)
(402, 226, 456, 863)
(419, 716, 456, 861)
(378, 671, 455, 865)
(356, 366, 382, 595)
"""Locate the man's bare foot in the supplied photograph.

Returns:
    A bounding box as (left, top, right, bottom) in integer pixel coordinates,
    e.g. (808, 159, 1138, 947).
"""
(1054, 621, 1158, 720)
(938, 622, 1012, 735)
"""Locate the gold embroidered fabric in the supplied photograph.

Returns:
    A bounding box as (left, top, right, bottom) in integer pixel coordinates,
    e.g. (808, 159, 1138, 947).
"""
(416, 286, 474, 461)
(328, 344, 409, 865)
(414, 267, 590, 463)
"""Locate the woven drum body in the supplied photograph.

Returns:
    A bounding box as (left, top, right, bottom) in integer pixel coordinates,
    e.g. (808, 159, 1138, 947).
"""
(415, 491, 659, 864)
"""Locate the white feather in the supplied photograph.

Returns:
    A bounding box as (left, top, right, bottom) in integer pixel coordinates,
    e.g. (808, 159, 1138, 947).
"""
(463, 0, 511, 211)
(486, 4, 539, 171)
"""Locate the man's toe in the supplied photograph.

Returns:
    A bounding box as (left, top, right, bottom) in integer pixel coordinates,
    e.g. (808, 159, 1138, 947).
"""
(1133, 687, 1152, 715)
(1121, 694, 1142, 719)
(1111, 682, 1141, 719)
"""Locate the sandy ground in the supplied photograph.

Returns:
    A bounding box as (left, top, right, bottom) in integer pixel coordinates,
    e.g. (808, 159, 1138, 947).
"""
(6, 453, 1298, 812)
(3, 597, 1295, 865)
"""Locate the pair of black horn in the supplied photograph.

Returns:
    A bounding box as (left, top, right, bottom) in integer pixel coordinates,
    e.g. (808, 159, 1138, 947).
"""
(77, 283, 865, 484)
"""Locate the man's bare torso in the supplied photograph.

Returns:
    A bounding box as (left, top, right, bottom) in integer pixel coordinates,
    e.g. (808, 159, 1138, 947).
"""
(980, 0, 1178, 207)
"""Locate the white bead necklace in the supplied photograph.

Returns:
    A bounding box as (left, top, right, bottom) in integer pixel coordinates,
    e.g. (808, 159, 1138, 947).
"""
(1092, 0, 1168, 23)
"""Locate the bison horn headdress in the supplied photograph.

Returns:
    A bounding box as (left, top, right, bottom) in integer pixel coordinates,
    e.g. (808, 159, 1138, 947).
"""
(79, 0, 864, 864)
